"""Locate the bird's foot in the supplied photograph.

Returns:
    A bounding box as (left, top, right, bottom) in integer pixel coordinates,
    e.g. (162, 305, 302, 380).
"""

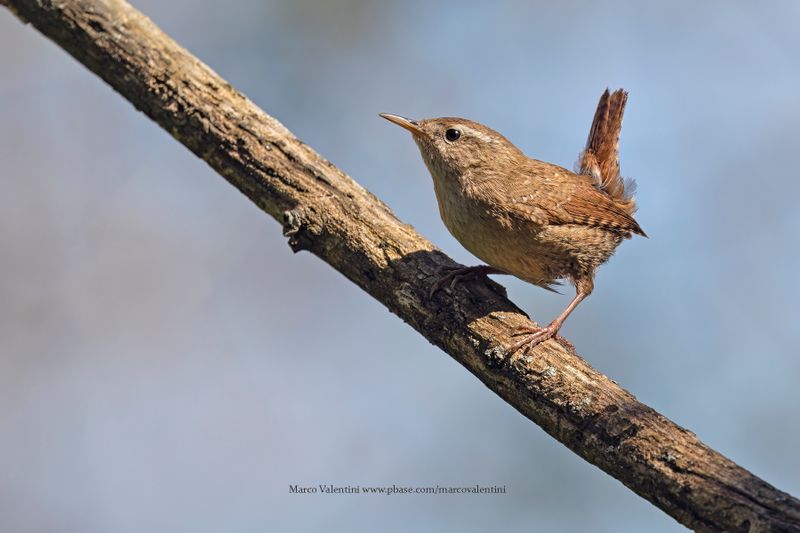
(429, 265, 501, 298)
(508, 323, 573, 355)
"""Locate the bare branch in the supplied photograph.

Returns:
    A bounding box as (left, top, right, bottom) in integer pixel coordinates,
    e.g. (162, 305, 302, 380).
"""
(2, 1, 798, 530)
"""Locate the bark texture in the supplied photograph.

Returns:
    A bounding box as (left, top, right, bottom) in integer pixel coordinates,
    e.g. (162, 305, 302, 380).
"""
(2, 1, 799, 531)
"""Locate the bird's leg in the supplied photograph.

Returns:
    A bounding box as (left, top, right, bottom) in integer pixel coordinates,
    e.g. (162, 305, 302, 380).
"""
(509, 278, 594, 355)
(430, 265, 505, 297)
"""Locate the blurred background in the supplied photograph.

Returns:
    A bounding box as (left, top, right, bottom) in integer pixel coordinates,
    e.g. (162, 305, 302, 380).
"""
(1, 1, 799, 531)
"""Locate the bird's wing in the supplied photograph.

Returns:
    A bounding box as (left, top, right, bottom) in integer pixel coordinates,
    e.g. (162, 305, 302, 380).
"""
(551, 184, 646, 236)
(505, 162, 646, 237)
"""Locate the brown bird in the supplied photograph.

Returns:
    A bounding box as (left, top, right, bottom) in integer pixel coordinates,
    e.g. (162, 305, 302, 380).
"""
(381, 89, 644, 353)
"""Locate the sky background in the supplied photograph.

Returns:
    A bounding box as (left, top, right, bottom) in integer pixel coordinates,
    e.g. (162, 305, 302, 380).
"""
(1, 1, 799, 531)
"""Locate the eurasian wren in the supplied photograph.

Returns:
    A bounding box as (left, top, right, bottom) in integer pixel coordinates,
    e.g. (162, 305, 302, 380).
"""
(380, 89, 644, 353)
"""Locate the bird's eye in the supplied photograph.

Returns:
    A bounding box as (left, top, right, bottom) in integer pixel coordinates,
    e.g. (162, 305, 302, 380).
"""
(445, 128, 461, 142)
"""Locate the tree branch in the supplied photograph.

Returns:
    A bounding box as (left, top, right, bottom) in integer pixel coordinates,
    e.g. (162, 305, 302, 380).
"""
(3, 1, 798, 530)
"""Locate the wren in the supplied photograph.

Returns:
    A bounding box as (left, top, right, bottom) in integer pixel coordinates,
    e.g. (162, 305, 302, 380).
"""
(380, 89, 644, 353)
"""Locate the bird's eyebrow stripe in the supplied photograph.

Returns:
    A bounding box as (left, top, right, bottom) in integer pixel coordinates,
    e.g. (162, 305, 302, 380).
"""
(460, 126, 496, 143)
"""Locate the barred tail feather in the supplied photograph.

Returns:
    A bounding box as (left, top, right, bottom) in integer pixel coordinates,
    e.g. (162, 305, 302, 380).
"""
(577, 88, 637, 214)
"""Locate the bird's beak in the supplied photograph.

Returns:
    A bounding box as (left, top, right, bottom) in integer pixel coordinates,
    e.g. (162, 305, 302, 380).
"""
(379, 113, 423, 136)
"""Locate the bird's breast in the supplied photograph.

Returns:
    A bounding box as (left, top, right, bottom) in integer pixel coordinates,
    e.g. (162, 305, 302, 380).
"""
(430, 172, 622, 285)
(431, 174, 550, 282)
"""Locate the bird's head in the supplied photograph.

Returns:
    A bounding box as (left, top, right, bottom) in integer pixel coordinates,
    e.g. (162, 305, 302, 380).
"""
(379, 114, 524, 180)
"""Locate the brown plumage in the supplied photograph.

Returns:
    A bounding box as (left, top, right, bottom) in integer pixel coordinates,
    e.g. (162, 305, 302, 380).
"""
(578, 89, 637, 214)
(380, 89, 644, 352)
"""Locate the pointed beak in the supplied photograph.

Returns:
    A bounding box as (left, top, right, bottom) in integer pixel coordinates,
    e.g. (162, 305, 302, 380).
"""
(379, 113, 424, 136)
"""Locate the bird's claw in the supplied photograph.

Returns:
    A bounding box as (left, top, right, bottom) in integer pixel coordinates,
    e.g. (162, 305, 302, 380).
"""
(508, 324, 573, 355)
(429, 265, 492, 298)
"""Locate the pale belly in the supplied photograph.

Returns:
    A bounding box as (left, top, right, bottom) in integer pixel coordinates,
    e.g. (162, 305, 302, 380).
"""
(435, 184, 622, 285)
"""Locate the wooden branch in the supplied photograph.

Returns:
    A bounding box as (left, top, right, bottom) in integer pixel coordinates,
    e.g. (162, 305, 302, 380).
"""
(3, 1, 798, 530)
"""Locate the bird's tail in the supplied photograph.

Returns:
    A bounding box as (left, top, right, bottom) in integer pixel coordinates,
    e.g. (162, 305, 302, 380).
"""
(577, 89, 637, 214)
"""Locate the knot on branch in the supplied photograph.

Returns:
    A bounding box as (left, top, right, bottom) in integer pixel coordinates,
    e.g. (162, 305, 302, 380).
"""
(282, 208, 312, 253)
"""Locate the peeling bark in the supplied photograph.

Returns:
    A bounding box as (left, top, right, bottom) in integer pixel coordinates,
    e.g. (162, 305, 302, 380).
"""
(2, 1, 799, 531)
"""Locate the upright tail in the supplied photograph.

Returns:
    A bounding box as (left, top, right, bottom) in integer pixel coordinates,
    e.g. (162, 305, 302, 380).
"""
(577, 89, 637, 214)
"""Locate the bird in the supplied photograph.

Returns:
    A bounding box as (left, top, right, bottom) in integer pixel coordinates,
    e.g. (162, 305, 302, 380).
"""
(380, 89, 644, 354)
